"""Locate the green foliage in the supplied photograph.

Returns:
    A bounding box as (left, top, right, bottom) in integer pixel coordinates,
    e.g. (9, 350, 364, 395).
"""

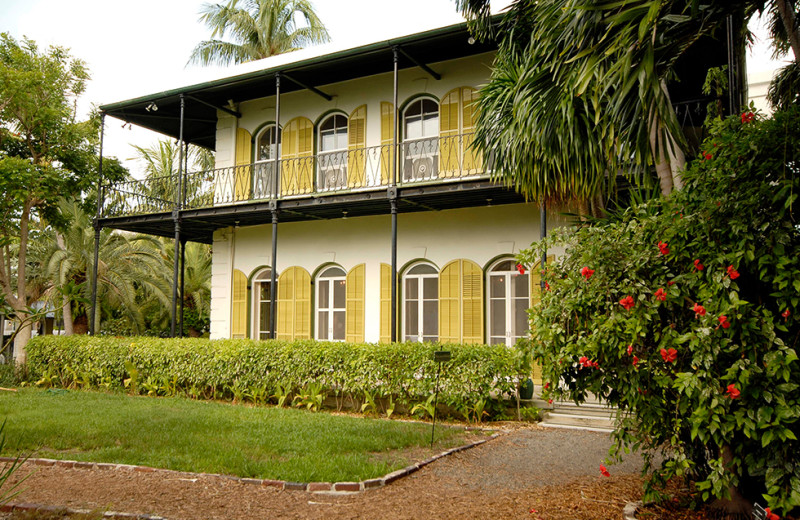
(519, 107, 800, 512)
(518, 406, 540, 423)
(23, 335, 523, 418)
(0, 420, 28, 507)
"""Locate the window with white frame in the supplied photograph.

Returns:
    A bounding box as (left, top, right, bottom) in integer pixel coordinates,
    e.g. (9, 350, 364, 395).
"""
(317, 114, 348, 191)
(402, 98, 439, 182)
(487, 259, 529, 346)
(254, 125, 281, 198)
(316, 266, 346, 341)
(403, 263, 438, 342)
(252, 267, 273, 340)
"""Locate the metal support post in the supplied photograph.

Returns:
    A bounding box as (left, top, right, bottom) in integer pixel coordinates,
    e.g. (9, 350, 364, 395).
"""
(390, 198, 398, 342)
(389, 47, 400, 343)
(89, 113, 106, 336)
(269, 210, 278, 339)
(179, 239, 186, 338)
(273, 73, 281, 199)
(171, 94, 186, 338)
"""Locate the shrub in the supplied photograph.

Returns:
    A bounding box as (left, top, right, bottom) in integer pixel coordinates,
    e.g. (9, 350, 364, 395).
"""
(24, 335, 523, 419)
(520, 107, 800, 513)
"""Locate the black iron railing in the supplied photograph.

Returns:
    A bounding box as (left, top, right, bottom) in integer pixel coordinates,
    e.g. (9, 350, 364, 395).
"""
(100, 133, 489, 217)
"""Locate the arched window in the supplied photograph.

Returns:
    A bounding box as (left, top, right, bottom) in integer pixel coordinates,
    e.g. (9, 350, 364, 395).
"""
(402, 98, 439, 182)
(254, 125, 281, 199)
(316, 266, 346, 341)
(252, 267, 273, 340)
(487, 259, 529, 346)
(318, 114, 348, 191)
(403, 262, 438, 342)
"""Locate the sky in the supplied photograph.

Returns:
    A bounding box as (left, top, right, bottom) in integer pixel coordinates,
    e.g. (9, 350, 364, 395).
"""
(1, 0, 789, 177)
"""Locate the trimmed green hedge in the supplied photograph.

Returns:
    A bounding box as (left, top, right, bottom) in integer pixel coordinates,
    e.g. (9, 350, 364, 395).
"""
(25, 336, 523, 418)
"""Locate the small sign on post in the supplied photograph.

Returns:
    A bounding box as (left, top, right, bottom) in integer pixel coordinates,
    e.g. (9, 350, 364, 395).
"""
(430, 350, 450, 449)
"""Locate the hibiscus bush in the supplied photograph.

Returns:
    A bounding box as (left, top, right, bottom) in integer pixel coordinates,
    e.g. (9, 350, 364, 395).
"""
(519, 107, 800, 513)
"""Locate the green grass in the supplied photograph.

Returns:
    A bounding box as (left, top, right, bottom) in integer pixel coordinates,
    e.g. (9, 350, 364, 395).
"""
(0, 388, 478, 482)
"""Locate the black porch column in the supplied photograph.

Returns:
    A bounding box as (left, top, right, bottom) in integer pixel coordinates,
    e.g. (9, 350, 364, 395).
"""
(268, 73, 281, 340)
(89, 113, 106, 336)
(171, 94, 186, 338)
(390, 46, 400, 342)
(179, 238, 186, 338)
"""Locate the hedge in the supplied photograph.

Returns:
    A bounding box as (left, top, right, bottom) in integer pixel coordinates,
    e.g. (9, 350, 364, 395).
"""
(24, 336, 525, 418)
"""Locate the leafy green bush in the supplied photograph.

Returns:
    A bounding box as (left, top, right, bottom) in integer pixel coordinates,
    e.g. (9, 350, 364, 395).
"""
(24, 335, 522, 419)
(520, 107, 800, 513)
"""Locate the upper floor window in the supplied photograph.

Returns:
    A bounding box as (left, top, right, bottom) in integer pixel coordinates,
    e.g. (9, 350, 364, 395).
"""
(318, 114, 348, 191)
(316, 265, 346, 341)
(402, 99, 440, 182)
(257, 125, 281, 161)
(254, 125, 281, 198)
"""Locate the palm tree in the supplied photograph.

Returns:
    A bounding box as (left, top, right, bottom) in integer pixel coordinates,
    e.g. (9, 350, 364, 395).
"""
(188, 0, 330, 67)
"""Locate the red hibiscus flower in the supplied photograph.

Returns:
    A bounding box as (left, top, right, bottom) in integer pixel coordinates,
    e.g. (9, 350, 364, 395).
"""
(580, 266, 595, 280)
(655, 287, 667, 301)
(667, 280, 675, 286)
(544, 282, 550, 291)
(702, 152, 712, 161)
(726, 265, 740, 280)
(693, 303, 706, 317)
(694, 259, 704, 271)
(657, 241, 670, 255)
(516, 263, 526, 275)
(599, 464, 610, 477)
(619, 295, 635, 310)
(626, 344, 633, 355)
(548, 399, 553, 404)
(660, 348, 677, 363)
(718, 315, 730, 329)
(726, 384, 740, 399)
(782, 309, 791, 320)
(741, 112, 755, 124)
(543, 382, 550, 390)
(765, 507, 780, 520)
(632, 355, 639, 366)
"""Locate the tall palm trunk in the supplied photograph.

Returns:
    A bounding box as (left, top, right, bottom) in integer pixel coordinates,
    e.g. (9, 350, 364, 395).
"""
(776, 0, 800, 61)
(55, 233, 74, 335)
(650, 114, 675, 196)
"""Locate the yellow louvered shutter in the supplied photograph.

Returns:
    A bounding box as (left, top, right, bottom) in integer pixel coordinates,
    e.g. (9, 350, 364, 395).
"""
(276, 266, 311, 340)
(231, 269, 247, 338)
(439, 90, 460, 177)
(380, 102, 394, 185)
(439, 259, 483, 344)
(438, 261, 461, 344)
(461, 260, 483, 344)
(281, 118, 313, 196)
(347, 106, 367, 188)
(460, 87, 482, 174)
(380, 263, 391, 343)
(345, 264, 365, 342)
(235, 128, 252, 201)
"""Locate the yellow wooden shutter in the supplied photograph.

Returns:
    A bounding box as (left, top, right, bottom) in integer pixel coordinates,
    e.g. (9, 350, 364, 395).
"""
(380, 263, 391, 343)
(461, 259, 483, 344)
(460, 87, 482, 174)
(439, 259, 483, 344)
(439, 89, 460, 177)
(438, 260, 461, 344)
(235, 128, 252, 201)
(380, 102, 394, 185)
(276, 266, 311, 340)
(345, 264, 365, 342)
(347, 106, 367, 188)
(281, 117, 313, 196)
(231, 269, 247, 338)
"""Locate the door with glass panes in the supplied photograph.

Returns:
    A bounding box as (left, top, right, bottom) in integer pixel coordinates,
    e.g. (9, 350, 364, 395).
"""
(252, 268, 273, 340)
(488, 260, 529, 346)
(403, 263, 438, 342)
(316, 266, 346, 341)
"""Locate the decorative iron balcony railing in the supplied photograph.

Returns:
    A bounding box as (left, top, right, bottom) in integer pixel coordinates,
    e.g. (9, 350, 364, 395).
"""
(101, 133, 490, 218)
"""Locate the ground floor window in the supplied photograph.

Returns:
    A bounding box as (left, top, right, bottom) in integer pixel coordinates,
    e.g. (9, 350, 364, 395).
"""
(403, 263, 438, 342)
(487, 259, 529, 346)
(252, 268, 273, 340)
(316, 266, 346, 341)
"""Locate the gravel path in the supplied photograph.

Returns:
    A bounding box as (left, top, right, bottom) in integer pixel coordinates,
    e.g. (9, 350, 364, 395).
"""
(6, 426, 649, 519)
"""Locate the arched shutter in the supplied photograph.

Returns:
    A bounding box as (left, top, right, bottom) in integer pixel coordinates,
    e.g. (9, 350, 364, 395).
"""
(461, 87, 482, 173)
(235, 128, 252, 201)
(281, 117, 313, 195)
(439, 87, 480, 178)
(439, 259, 483, 344)
(380, 102, 394, 185)
(231, 269, 248, 338)
(348, 106, 367, 188)
(276, 266, 311, 340)
(345, 264, 365, 342)
(380, 263, 392, 343)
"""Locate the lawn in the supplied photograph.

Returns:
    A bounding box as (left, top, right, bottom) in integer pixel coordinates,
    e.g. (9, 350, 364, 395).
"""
(0, 388, 480, 483)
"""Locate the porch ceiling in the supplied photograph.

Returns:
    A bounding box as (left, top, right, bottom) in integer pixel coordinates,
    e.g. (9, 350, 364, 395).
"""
(98, 181, 528, 244)
(99, 21, 497, 150)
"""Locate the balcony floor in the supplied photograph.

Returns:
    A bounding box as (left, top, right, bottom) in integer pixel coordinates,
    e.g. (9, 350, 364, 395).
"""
(98, 180, 528, 243)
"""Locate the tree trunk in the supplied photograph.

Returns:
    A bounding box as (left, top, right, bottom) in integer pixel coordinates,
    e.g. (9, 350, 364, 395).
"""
(709, 445, 751, 518)
(62, 295, 74, 336)
(650, 113, 674, 196)
(13, 321, 31, 365)
(776, 0, 800, 62)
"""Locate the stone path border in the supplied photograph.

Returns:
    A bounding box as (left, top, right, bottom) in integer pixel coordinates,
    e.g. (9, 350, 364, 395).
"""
(623, 501, 642, 520)
(0, 433, 501, 496)
(0, 502, 166, 520)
